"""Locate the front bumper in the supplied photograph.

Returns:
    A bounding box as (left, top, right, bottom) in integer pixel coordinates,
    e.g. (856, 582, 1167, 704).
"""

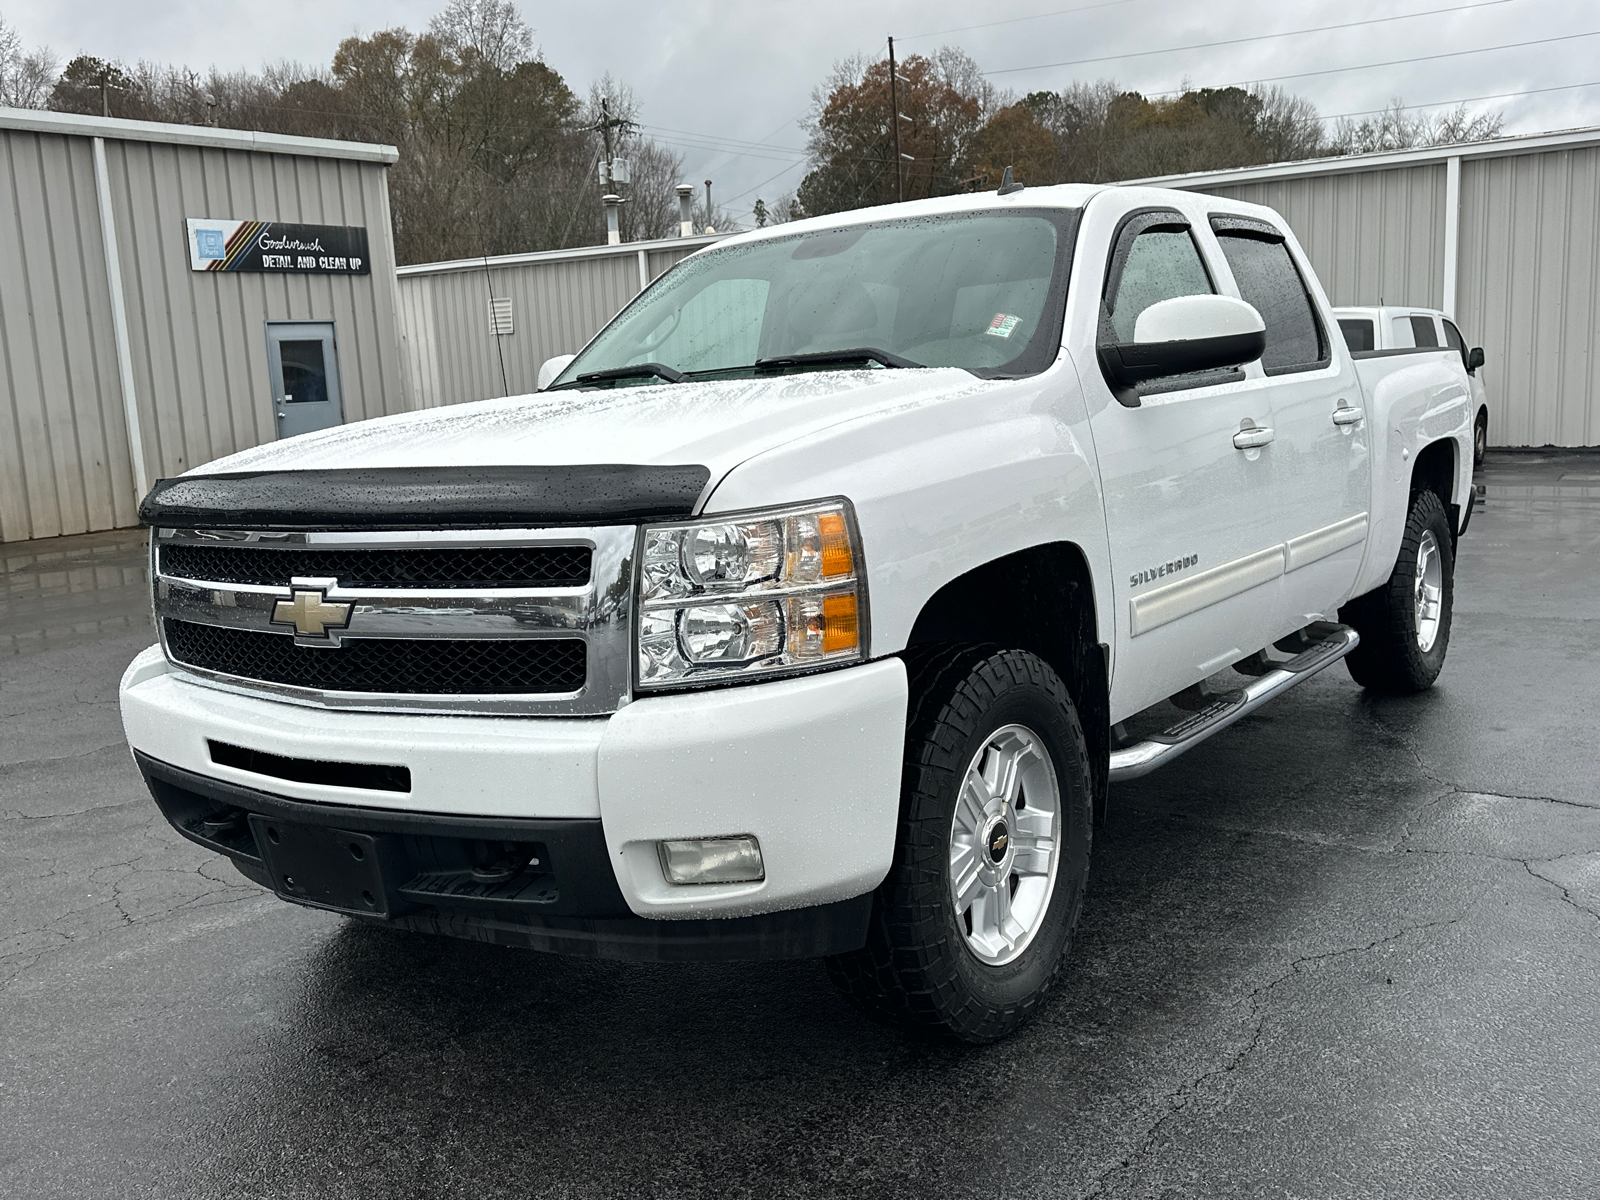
(120, 647, 909, 939)
(136, 753, 873, 961)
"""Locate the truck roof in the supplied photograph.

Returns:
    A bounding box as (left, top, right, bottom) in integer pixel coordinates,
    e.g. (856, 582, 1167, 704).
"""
(1332, 305, 1451, 321)
(706, 183, 1296, 255)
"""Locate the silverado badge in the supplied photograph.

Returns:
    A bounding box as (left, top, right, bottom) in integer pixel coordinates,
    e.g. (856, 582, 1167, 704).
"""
(272, 588, 352, 639)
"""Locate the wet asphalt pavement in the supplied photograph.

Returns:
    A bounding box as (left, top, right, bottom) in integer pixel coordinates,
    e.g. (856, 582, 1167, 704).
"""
(3, 450, 1598, 1199)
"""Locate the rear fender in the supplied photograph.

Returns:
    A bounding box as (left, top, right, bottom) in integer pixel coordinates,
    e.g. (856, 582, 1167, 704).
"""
(1349, 353, 1472, 598)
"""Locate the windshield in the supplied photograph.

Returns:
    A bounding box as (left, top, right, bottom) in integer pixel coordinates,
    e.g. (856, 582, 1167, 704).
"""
(550, 209, 1078, 388)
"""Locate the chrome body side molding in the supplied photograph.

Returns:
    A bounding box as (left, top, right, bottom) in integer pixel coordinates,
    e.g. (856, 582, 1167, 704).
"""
(1130, 544, 1285, 636)
(1286, 512, 1368, 572)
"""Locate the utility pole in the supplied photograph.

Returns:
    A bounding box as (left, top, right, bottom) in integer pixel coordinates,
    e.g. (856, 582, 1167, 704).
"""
(599, 98, 614, 188)
(593, 98, 634, 191)
(888, 36, 902, 203)
(704, 179, 713, 233)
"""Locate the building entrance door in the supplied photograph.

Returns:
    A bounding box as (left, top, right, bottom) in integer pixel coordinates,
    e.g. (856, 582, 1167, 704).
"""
(267, 323, 344, 439)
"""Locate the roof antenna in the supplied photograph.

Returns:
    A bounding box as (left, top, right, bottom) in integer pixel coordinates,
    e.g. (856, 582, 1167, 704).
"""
(997, 165, 1024, 196)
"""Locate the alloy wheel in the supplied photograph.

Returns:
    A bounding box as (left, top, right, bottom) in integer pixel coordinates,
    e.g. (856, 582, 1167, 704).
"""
(948, 724, 1061, 966)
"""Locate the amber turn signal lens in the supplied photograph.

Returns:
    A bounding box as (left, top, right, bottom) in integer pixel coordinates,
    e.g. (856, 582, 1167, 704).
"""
(821, 593, 858, 653)
(818, 512, 854, 578)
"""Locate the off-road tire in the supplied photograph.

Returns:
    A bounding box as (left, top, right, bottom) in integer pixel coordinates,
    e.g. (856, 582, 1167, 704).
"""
(826, 646, 1094, 1043)
(1340, 489, 1455, 693)
(1473, 411, 1488, 469)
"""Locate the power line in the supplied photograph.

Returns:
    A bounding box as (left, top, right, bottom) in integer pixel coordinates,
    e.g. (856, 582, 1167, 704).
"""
(637, 122, 806, 154)
(1161, 28, 1600, 93)
(899, 0, 1137, 42)
(1320, 78, 1600, 123)
(648, 134, 805, 165)
(722, 159, 810, 208)
(985, 0, 1519, 76)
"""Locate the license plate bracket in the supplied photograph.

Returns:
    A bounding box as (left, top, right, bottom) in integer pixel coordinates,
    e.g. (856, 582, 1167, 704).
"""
(248, 816, 392, 917)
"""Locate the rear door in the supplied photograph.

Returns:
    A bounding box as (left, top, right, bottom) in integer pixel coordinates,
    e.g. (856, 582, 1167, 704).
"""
(1082, 200, 1287, 718)
(1206, 215, 1371, 623)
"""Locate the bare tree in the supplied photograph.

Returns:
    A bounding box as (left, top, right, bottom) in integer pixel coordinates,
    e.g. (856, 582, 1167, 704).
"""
(429, 0, 533, 72)
(0, 14, 56, 109)
(1329, 99, 1504, 155)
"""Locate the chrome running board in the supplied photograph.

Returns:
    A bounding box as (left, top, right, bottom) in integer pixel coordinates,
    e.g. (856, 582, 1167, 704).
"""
(1108, 623, 1360, 782)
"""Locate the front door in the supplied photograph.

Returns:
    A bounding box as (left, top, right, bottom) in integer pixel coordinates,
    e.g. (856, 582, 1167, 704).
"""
(267, 323, 343, 439)
(1083, 202, 1288, 720)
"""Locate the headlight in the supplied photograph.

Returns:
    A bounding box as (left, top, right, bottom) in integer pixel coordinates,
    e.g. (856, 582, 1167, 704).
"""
(636, 499, 867, 689)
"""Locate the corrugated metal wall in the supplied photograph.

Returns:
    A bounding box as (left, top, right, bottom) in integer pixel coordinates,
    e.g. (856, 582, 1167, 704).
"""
(397, 238, 718, 408)
(0, 123, 404, 543)
(1459, 147, 1600, 448)
(1200, 163, 1448, 309)
(1183, 148, 1600, 447)
(0, 129, 134, 543)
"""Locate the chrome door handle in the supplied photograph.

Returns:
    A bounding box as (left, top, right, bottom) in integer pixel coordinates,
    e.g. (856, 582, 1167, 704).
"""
(1233, 424, 1275, 449)
(1333, 405, 1365, 426)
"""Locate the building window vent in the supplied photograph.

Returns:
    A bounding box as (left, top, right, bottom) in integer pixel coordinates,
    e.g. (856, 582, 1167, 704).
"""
(488, 296, 513, 336)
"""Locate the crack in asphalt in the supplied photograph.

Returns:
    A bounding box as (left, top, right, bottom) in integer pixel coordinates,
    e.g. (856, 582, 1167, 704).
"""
(1522, 860, 1600, 925)
(0, 797, 145, 822)
(0, 740, 129, 774)
(1081, 910, 1474, 1199)
(1079, 757, 1598, 1198)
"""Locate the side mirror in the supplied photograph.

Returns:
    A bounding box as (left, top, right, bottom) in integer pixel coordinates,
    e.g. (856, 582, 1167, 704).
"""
(538, 353, 577, 391)
(1099, 295, 1266, 392)
(1467, 346, 1485, 373)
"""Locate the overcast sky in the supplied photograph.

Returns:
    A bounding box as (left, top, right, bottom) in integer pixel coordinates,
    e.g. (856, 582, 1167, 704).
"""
(7, 0, 1598, 222)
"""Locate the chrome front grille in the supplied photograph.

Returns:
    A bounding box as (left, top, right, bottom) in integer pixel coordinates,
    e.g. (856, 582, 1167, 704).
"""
(158, 542, 593, 590)
(162, 620, 588, 695)
(151, 526, 635, 715)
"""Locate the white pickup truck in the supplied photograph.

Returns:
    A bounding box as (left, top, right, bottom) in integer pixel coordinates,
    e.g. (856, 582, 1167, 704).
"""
(1334, 305, 1489, 466)
(121, 183, 1476, 1042)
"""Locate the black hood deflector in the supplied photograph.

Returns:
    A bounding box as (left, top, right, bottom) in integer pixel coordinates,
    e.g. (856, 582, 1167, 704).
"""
(139, 465, 712, 530)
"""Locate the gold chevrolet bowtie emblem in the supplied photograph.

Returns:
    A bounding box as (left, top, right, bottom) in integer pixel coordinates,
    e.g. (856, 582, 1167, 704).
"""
(272, 588, 352, 638)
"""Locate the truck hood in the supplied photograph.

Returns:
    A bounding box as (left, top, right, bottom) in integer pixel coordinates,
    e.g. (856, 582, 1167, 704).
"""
(202, 368, 990, 484)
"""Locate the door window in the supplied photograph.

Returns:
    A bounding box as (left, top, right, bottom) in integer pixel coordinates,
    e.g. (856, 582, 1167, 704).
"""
(1441, 318, 1470, 370)
(277, 339, 331, 403)
(1105, 228, 1214, 341)
(1211, 224, 1327, 374)
(1409, 314, 1440, 347)
(1338, 318, 1375, 353)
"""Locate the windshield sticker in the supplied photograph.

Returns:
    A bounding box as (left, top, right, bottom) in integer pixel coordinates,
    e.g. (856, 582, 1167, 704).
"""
(986, 313, 1023, 339)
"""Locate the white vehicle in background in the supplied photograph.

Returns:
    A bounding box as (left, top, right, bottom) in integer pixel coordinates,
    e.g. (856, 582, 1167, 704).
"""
(1334, 306, 1489, 467)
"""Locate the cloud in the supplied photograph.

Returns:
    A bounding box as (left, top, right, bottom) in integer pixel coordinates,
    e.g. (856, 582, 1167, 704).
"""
(8, 0, 1595, 221)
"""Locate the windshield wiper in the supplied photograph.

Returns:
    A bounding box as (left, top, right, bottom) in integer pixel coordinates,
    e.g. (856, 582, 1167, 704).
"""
(753, 347, 920, 372)
(558, 362, 685, 389)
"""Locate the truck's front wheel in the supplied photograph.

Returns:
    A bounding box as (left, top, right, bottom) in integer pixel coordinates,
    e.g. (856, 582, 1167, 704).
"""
(827, 648, 1093, 1043)
(1340, 489, 1455, 693)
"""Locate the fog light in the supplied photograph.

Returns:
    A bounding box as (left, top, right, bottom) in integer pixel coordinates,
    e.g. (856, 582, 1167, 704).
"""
(658, 835, 765, 884)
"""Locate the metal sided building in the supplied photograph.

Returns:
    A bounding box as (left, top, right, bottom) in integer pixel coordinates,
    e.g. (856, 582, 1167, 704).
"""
(396, 234, 722, 410)
(1127, 127, 1600, 448)
(0, 108, 405, 543)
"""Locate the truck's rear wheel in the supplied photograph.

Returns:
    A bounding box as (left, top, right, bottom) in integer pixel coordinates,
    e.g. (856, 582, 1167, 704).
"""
(1339, 489, 1455, 693)
(1474, 410, 1488, 468)
(827, 647, 1093, 1043)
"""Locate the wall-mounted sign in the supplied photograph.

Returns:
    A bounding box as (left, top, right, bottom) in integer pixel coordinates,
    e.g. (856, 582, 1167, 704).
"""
(186, 218, 370, 275)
